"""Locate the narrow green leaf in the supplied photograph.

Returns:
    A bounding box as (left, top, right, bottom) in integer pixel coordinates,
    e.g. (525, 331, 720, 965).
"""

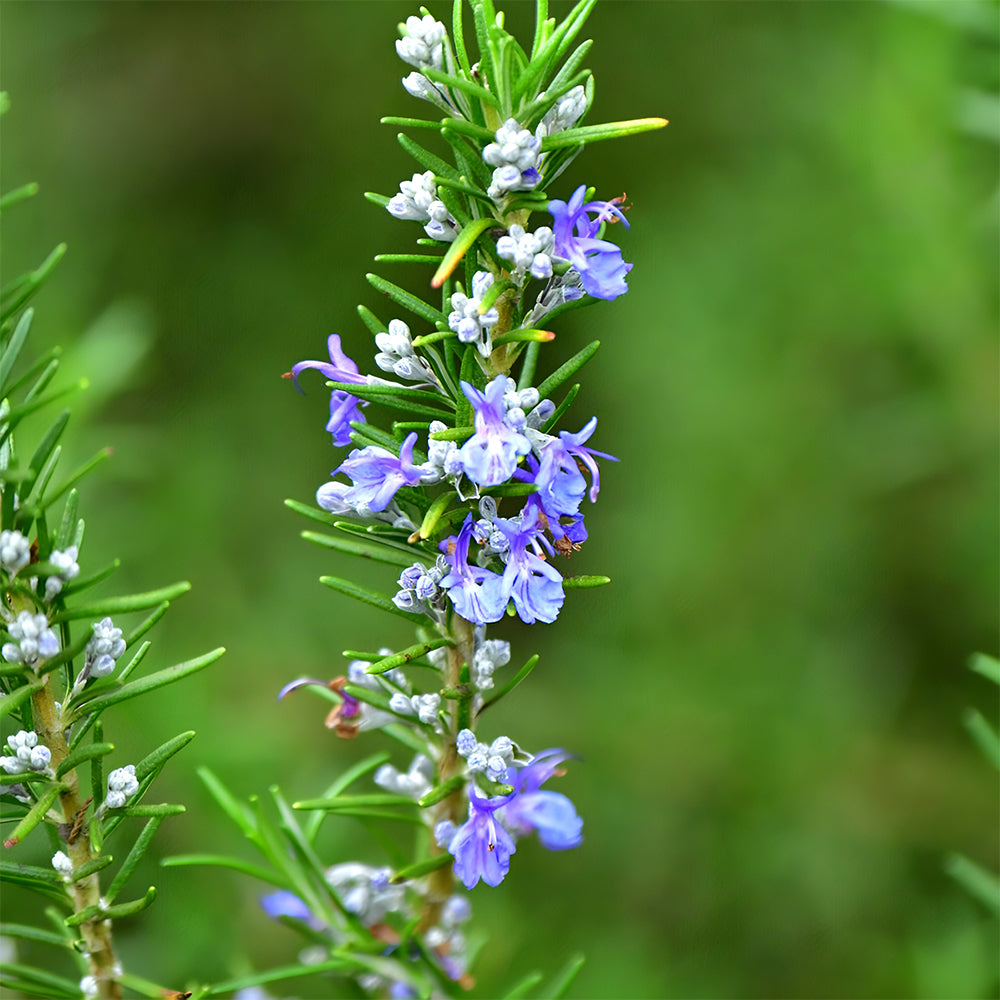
(0, 921, 68, 948)
(562, 574, 611, 588)
(203, 959, 356, 997)
(452, 0, 473, 76)
(3, 782, 65, 848)
(492, 327, 556, 347)
(39, 446, 113, 511)
(379, 115, 439, 130)
(431, 217, 497, 289)
(0, 963, 80, 999)
(302, 530, 420, 569)
(326, 379, 453, 409)
(124, 603, 170, 646)
(0, 678, 44, 719)
(363, 190, 390, 208)
(0, 859, 66, 891)
(969, 652, 1000, 685)
(541, 117, 668, 151)
(196, 766, 255, 839)
(320, 575, 426, 624)
(105, 816, 163, 902)
(70, 648, 224, 717)
(51, 581, 192, 623)
(395, 131, 461, 182)
(0, 181, 40, 213)
(1, 244, 67, 324)
(55, 741, 115, 780)
(541, 952, 586, 999)
(479, 654, 540, 714)
(374, 253, 444, 265)
(543, 382, 580, 432)
(536, 339, 599, 400)
(945, 853, 1000, 914)
(0, 307, 33, 393)
(71, 855, 114, 882)
(366, 273, 447, 327)
(416, 774, 466, 808)
(419, 66, 498, 109)
(366, 638, 452, 676)
(391, 852, 453, 883)
(135, 731, 196, 782)
(293, 792, 418, 812)
(502, 971, 545, 1000)
(962, 708, 1000, 771)
(161, 853, 286, 888)
(65, 885, 157, 925)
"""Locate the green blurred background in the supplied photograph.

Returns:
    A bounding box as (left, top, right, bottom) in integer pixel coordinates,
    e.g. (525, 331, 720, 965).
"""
(1, 1, 997, 997)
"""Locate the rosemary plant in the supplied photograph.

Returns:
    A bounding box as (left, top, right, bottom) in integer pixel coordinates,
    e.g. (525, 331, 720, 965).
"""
(174, 2, 665, 997)
(0, 94, 225, 1000)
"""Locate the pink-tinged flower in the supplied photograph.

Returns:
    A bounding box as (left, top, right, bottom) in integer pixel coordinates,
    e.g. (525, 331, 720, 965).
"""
(549, 186, 632, 300)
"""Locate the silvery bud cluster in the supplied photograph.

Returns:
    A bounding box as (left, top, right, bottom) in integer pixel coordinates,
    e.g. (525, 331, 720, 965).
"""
(393, 558, 448, 616)
(395, 14, 445, 71)
(1, 610, 59, 667)
(1, 730, 52, 774)
(456, 728, 515, 782)
(374, 752, 434, 798)
(496, 224, 555, 281)
(52, 851, 73, 880)
(423, 420, 476, 499)
(448, 271, 499, 358)
(538, 84, 588, 137)
(52, 850, 74, 881)
(43, 545, 79, 601)
(326, 861, 405, 927)
(105, 764, 139, 809)
(374, 319, 437, 383)
(484, 118, 542, 200)
(84, 617, 126, 680)
(386, 171, 458, 242)
(0, 530, 30, 575)
(425, 894, 473, 980)
(389, 690, 443, 733)
(470, 638, 511, 691)
(343, 656, 407, 733)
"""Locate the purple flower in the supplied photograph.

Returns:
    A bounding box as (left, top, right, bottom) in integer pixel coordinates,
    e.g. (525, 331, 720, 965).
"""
(502, 749, 583, 851)
(535, 417, 616, 515)
(458, 376, 531, 486)
(447, 785, 517, 889)
(439, 516, 507, 625)
(549, 186, 632, 300)
(260, 890, 323, 929)
(495, 506, 565, 624)
(330, 432, 423, 513)
(287, 334, 367, 447)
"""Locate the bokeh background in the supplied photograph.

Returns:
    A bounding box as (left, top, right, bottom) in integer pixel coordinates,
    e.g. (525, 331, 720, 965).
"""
(1, 2, 997, 997)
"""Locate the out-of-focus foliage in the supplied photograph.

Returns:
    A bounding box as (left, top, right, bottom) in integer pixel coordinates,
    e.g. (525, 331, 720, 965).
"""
(1, 2, 996, 997)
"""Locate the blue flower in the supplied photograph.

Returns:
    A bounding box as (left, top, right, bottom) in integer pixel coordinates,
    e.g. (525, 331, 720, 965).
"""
(495, 505, 565, 624)
(447, 785, 517, 889)
(439, 516, 507, 624)
(458, 376, 531, 487)
(502, 749, 583, 851)
(287, 334, 367, 447)
(331, 432, 423, 513)
(549, 186, 632, 300)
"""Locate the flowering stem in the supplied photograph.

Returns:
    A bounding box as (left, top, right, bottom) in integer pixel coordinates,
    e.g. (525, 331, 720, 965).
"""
(31, 677, 122, 1000)
(421, 613, 474, 930)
